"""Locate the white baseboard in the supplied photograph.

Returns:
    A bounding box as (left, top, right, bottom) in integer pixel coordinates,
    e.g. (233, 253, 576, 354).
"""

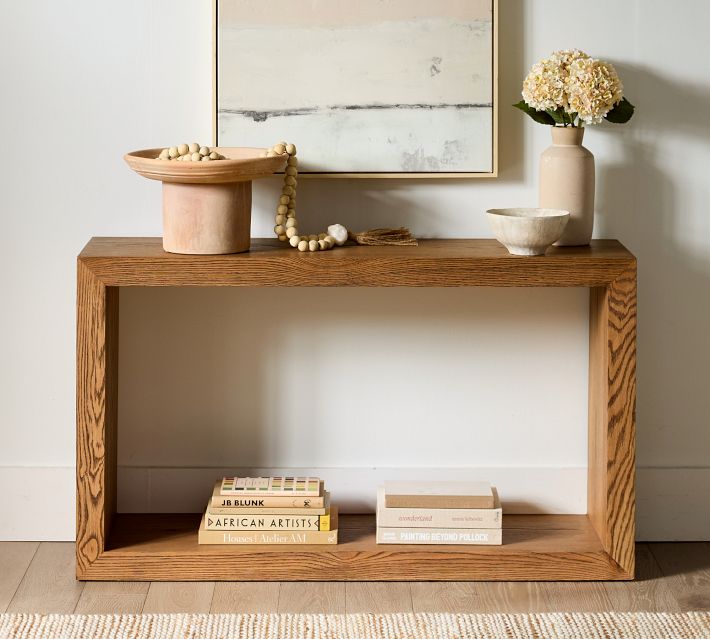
(0, 467, 75, 541)
(1, 465, 708, 540)
(636, 467, 710, 541)
(117, 466, 588, 515)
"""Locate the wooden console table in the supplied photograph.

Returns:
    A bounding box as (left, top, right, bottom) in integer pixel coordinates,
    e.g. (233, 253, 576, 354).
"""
(76, 238, 636, 581)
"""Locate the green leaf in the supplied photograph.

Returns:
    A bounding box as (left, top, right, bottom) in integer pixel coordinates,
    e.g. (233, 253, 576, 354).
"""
(605, 97, 635, 123)
(546, 108, 568, 125)
(512, 100, 556, 126)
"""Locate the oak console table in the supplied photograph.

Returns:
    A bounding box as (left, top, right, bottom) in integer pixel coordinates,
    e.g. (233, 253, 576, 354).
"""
(76, 238, 636, 581)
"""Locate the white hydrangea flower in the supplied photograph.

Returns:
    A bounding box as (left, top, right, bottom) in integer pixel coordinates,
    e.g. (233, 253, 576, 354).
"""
(566, 58, 624, 124)
(522, 49, 590, 112)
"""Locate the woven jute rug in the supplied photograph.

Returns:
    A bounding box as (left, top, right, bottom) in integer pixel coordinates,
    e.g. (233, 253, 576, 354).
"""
(1, 612, 709, 638)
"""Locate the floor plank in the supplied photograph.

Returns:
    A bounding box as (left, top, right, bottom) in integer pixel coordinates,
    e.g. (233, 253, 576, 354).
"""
(539, 582, 614, 612)
(604, 543, 681, 612)
(346, 583, 412, 613)
(0, 543, 38, 613)
(278, 582, 345, 614)
(211, 582, 280, 613)
(411, 582, 544, 613)
(650, 542, 710, 611)
(142, 582, 215, 613)
(6, 543, 84, 613)
(74, 582, 149, 614)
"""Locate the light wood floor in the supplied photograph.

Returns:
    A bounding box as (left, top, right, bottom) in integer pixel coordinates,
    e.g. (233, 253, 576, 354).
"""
(1, 543, 708, 614)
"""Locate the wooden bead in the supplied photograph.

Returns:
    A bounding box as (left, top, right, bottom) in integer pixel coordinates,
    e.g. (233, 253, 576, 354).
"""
(285, 143, 296, 155)
(297, 240, 308, 252)
(188, 142, 199, 154)
(274, 225, 285, 235)
(323, 236, 334, 248)
(289, 235, 300, 247)
(278, 234, 288, 241)
(275, 214, 286, 226)
(209, 151, 219, 160)
(285, 176, 297, 187)
(287, 156, 298, 167)
(277, 204, 288, 215)
(201, 156, 211, 161)
(178, 143, 189, 156)
(158, 148, 170, 160)
(191, 152, 201, 161)
(199, 146, 210, 156)
(287, 208, 296, 218)
(318, 239, 327, 250)
(286, 226, 298, 238)
(308, 239, 318, 252)
(273, 143, 286, 155)
(282, 186, 295, 196)
(168, 146, 179, 159)
(318, 233, 327, 240)
(285, 217, 297, 228)
(286, 166, 298, 176)
(279, 195, 291, 205)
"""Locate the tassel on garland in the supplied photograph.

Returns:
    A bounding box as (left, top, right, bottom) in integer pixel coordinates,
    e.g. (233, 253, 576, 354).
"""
(348, 227, 418, 246)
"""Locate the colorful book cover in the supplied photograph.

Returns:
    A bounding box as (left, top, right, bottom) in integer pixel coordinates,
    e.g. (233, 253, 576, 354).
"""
(376, 526, 502, 545)
(383, 480, 494, 509)
(210, 482, 325, 508)
(377, 486, 501, 529)
(220, 476, 321, 497)
(198, 508, 338, 545)
(205, 511, 331, 531)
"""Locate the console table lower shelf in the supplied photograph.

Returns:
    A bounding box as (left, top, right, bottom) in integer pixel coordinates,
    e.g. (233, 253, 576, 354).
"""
(79, 513, 626, 581)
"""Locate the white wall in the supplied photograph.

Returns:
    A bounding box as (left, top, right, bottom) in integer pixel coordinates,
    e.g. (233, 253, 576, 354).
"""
(1, 0, 709, 540)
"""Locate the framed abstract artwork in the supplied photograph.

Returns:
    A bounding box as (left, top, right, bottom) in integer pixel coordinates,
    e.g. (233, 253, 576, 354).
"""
(214, 0, 497, 177)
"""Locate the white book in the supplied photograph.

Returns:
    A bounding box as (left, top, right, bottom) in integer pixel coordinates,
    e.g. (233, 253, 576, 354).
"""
(376, 526, 502, 545)
(377, 486, 501, 529)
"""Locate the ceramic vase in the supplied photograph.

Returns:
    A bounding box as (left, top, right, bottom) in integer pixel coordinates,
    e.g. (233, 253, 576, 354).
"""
(539, 126, 595, 246)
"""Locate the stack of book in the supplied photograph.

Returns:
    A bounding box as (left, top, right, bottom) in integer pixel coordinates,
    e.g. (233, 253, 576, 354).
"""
(376, 480, 502, 545)
(198, 476, 338, 545)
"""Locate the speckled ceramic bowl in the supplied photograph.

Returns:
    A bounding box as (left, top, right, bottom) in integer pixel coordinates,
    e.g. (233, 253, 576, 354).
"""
(486, 208, 570, 256)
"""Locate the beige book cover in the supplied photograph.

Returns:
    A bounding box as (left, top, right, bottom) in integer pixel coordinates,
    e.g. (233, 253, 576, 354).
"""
(377, 486, 501, 528)
(384, 480, 494, 509)
(209, 492, 329, 515)
(376, 526, 502, 545)
(198, 507, 338, 545)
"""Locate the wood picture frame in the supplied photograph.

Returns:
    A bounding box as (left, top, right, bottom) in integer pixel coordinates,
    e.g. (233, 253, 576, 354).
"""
(213, 0, 498, 178)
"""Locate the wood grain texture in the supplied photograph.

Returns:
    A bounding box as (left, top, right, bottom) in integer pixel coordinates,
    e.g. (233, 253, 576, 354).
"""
(75, 237, 637, 582)
(76, 261, 118, 578)
(74, 581, 149, 614)
(211, 582, 280, 613)
(345, 583, 412, 613)
(604, 544, 681, 612)
(0, 543, 38, 613)
(78, 238, 635, 288)
(278, 582, 345, 613)
(649, 543, 710, 611)
(588, 264, 637, 579)
(142, 582, 215, 613)
(7, 543, 84, 613)
(78, 514, 625, 581)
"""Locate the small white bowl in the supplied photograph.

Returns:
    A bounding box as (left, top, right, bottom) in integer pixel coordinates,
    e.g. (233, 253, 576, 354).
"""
(486, 208, 570, 256)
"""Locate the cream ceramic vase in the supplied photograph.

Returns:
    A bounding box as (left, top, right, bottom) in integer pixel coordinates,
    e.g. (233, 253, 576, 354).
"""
(539, 126, 595, 246)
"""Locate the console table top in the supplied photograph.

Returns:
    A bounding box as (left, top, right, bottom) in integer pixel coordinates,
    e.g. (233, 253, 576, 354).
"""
(78, 237, 635, 288)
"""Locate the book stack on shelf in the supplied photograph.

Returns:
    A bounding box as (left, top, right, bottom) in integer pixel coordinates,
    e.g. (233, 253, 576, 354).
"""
(198, 476, 338, 545)
(376, 480, 502, 545)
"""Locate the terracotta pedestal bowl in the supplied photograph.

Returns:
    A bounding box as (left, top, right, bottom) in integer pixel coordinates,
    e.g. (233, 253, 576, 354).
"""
(124, 147, 286, 254)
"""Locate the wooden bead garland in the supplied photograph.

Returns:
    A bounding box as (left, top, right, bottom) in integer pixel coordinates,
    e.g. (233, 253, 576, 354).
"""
(266, 142, 343, 252)
(156, 143, 226, 162)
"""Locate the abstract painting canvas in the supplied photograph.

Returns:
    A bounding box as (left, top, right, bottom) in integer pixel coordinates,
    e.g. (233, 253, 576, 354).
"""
(215, 0, 496, 176)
